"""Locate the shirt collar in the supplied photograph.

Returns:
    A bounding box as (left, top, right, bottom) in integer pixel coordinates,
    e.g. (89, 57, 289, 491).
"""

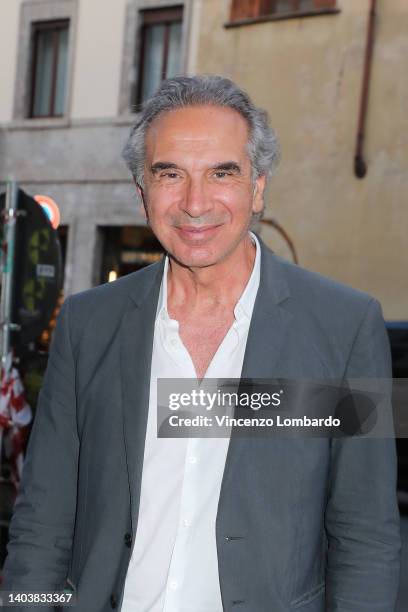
(155, 231, 261, 323)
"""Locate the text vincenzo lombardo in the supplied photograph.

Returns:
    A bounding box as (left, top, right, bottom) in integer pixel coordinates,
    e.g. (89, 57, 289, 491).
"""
(167, 415, 341, 428)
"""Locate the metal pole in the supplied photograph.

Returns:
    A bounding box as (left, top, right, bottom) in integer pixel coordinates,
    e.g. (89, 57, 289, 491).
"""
(0, 181, 18, 366)
(0, 181, 18, 478)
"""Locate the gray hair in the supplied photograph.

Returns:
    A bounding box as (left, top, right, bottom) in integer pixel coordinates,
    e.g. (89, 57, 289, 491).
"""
(123, 74, 280, 196)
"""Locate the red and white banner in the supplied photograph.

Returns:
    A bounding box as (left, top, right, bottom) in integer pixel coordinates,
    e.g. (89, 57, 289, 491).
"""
(0, 352, 32, 488)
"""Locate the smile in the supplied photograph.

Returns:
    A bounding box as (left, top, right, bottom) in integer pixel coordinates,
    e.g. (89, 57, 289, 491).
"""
(176, 225, 222, 241)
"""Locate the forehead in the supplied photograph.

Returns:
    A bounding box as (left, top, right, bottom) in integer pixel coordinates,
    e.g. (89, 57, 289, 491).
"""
(145, 105, 250, 162)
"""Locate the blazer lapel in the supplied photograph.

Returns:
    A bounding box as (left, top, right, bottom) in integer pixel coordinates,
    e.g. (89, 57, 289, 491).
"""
(219, 239, 293, 492)
(242, 236, 293, 381)
(119, 258, 165, 532)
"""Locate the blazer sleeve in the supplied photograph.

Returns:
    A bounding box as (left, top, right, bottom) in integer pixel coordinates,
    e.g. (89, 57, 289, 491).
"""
(324, 298, 401, 611)
(1, 296, 79, 596)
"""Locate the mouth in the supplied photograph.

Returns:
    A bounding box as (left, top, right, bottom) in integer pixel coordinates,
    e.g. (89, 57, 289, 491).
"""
(175, 224, 222, 241)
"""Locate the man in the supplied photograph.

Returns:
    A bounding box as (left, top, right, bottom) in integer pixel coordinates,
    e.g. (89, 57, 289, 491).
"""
(2, 76, 400, 611)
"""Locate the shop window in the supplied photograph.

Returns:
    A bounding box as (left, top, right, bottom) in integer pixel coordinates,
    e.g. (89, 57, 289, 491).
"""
(98, 226, 164, 285)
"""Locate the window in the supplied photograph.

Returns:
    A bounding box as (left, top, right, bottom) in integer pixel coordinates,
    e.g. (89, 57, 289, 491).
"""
(29, 20, 70, 118)
(98, 226, 164, 284)
(137, 7, 183, 105)
(230, 0, 337, 22)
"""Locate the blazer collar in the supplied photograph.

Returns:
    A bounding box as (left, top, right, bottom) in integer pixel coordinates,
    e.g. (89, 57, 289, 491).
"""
(125, 231, 291, 311)
(256, 233, 291, 306)
(127, 256, 165, 310)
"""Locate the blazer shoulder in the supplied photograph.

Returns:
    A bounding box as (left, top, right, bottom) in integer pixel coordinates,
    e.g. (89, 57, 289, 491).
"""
(262, 250, 387, 375)
(267, 250, 377, 316)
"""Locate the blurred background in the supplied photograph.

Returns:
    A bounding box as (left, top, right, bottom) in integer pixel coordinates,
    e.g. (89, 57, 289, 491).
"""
(0, 0, 407, 606)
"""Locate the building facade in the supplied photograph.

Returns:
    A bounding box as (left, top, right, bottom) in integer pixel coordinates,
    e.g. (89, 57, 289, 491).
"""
(189, 0, 408, 318)
(0, 0, 194, 295)
(0, 0, 407, 318)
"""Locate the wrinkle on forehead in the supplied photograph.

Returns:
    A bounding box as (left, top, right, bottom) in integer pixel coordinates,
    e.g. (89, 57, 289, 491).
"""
(145, 105, 250, 163)
(148, 131, 224, 149)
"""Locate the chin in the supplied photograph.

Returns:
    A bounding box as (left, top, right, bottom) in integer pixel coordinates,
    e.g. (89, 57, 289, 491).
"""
(169, 245, 223, 269)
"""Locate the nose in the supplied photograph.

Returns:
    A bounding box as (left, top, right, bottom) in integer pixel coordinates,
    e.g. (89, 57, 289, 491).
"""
(181, 176, 213, 218)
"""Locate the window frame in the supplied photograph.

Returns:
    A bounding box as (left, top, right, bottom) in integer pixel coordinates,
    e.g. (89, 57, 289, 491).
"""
(227, 0, 339, 27)
(29, 19, 70, 119)
(12, 0, 77, 123)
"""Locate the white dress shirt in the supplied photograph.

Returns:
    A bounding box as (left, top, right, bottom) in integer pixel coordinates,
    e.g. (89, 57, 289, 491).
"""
(121, 232, 261, 612)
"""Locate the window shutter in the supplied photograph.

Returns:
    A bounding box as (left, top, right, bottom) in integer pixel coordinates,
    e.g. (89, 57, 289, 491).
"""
(312, 0, 336, 8)
(230, 0, 336, 22)
(230, 0, 263, 21)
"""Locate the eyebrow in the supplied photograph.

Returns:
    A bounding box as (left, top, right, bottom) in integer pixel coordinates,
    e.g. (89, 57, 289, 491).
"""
(149, 161, 242, 174)
(150, 162, 179, 174)
(212, 162, 241, 173)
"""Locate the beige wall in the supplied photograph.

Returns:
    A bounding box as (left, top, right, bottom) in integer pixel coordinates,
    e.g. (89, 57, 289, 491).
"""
(0, 0, 22, 122)
(192, 0, 408, 318)
(71, 0, 127, 118)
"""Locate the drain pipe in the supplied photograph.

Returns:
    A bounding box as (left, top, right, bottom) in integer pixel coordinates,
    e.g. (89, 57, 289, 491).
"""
(354, 0, 377, 179)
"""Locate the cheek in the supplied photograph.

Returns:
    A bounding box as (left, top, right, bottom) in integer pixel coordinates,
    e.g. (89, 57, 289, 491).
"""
(145, 194, 175, 222)
(214, 187, 254, 218)
(149, 184, 184, 207)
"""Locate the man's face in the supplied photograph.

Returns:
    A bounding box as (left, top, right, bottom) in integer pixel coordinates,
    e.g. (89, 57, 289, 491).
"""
(141, 104, 266, 268)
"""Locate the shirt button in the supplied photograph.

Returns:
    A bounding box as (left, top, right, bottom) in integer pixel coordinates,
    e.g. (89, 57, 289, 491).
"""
(188, 456, 197, 464)
(170, 338, 178, 346)
(182, 518, 191, 527)
(169, 580, 178, 590)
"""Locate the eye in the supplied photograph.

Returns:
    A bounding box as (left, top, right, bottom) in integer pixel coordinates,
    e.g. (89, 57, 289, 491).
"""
(162, 172, 180, 179)
(214, 171, 230, 179)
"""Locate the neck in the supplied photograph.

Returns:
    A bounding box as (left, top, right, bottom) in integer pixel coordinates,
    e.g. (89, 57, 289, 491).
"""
(167, 233, 256, 310)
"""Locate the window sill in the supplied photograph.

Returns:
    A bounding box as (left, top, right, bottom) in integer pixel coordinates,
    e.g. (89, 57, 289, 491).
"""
(2, 117, 70, 131)
(0, 116, 136, 131)
(224, 8, 340, 29)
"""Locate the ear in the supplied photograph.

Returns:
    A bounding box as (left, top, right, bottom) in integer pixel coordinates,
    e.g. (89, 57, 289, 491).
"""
(252, 174, 266, 214)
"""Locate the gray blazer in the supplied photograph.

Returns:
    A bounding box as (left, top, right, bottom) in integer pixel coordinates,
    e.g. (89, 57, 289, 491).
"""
(2, 237, 401, 611)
